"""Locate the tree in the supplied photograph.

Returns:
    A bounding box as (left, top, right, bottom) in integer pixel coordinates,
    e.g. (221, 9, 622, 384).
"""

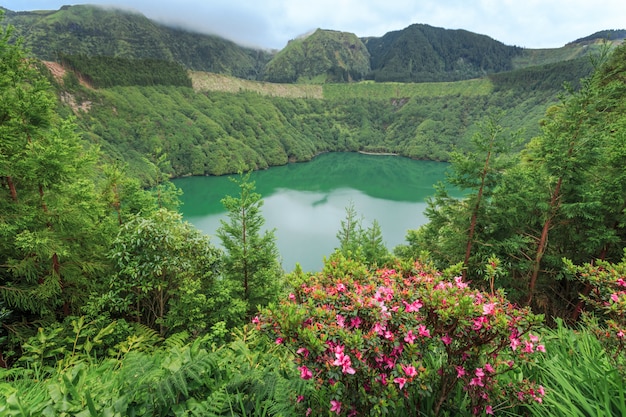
(0, 19, 109, 325)
(446, 114, 520, 279)
(217, 173, 282, 321)
(102, 209, 222, 336)
(336, 201, 363, 258)
(361, 219, 391, 267)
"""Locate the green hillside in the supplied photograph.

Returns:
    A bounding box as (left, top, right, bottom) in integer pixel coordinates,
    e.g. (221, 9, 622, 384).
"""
(58, 73, 557, 182)
(364, 23, 523, 82)
(0, 3, 614, 183)
(3, 4, 621, 84)
(1, 5, 271, 79)
(263, 29, 371, 83)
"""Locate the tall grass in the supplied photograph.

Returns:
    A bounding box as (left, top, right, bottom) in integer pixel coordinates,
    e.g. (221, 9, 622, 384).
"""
(527, 320, 626, 417)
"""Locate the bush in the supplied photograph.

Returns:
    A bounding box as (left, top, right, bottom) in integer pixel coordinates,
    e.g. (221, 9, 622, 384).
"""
(259, 255, 545, 416)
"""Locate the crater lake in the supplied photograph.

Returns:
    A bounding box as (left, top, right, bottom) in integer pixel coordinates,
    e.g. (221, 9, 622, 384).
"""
(173, 152, 454, 271)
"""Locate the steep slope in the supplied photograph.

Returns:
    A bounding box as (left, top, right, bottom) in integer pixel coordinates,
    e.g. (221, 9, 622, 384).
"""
(363, 23, 523, 82)
(1, 5, 271, 79)
(3, 5, 624, 84)
(263, 29, 371, 83)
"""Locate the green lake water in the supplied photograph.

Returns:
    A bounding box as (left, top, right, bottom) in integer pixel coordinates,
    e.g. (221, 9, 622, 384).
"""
(173, 152, 453, 271)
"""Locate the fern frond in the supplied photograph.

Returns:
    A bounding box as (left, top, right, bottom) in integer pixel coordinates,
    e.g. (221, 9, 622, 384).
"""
(188, 388, 230, 417)
(164, 331, 190, 350)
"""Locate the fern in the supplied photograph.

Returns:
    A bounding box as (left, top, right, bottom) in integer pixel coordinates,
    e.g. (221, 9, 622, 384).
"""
(186, 388, 230, 417)
(163, 330, 190, 350)
(114, 322, 162, 358)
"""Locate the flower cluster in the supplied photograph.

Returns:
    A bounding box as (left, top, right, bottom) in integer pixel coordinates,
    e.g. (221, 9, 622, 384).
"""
(258, 256, 545, 415)
(568, 258, 626, 374)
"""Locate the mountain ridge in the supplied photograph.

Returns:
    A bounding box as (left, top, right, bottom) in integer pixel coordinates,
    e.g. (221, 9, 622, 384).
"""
(2, 4, 624, 84)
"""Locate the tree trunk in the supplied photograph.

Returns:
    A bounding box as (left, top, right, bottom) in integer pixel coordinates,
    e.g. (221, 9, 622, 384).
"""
(527, 176, 562, 305)
(242, 206, 249, 303)
(6, 176, 18, 202)
(463, 148, 492, 279)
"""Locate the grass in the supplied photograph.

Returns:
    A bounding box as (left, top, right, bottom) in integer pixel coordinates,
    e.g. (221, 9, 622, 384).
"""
(190, 72, 323, 99)
(527, 320, 626, 417)
(323, 78, 493, 100)
(190, 71, 493, 101)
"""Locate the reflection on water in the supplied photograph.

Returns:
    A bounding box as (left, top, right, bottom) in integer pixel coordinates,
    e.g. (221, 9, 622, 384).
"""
(174, 152, 454, 271)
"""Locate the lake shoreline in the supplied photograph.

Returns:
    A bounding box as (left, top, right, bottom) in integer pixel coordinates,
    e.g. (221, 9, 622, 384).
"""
(357, 150, 399, 156)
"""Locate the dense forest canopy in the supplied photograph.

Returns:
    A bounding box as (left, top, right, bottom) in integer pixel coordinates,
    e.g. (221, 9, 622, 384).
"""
(2, 8, 626, 416)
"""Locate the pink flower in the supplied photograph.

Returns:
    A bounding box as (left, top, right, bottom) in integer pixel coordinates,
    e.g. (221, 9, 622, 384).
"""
(618, 330, 625, 339)
(441, 334, 452, 345)
(523, 341, 534, 353)
(510, 337, 520, 351)
(454, 276, 468, 288)
(418, 325, 431, 338)
(275, 337, 283, 345)
(486, 405, 494, 415)
(378, 373, 388, 385)
(536, 344, 546, 352)
(394, 377, 407, 390)
(456, 366, 466, 378)
(404, 330, 417, 344)
(473, 316, 488, 331)
(483, 302, 496, 315)
(350, 316, 362, 329)
(306, 408, 312, 416)
(469, 377, 484, 387)
(475, 368, 484, 378)
(402, 364, 418, 378)
(336, 314, 345, 328)
(383, 355, 396, 369)
(330, 400, 342, 415)
(529, 333, 539, 343)
(403, 299, 423, 312)
(373, 322, 386, 336)
(297, 347, 310, 358)
(288, 293, 296, 301)
(297, 395, 304, 403)
(484, 363, 495, 373)
(336, 282, 346, 292)
(298, 365, 313, 380)
(333, 347, 356, 374)
(617, 278, 626, 287)
(611, 293, 620, 303)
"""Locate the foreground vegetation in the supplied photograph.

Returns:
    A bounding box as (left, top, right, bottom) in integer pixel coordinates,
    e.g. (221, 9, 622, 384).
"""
(1, 17, 626, 416)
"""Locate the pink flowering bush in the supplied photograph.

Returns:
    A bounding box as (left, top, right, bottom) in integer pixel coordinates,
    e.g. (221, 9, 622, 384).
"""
(258, 255, 545, 416)
(566, 256, 626, 375)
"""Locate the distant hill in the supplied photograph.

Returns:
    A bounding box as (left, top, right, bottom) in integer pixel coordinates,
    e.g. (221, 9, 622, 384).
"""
(363, 24, 523, 82)
(1, 4, 623, 84)
(569, 29, 626, 45)
(0, 5, 271, 79)
(263, 29, 371, 83)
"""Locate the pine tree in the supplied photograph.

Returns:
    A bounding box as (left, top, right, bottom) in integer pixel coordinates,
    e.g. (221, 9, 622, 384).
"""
(0, 20, 109, 322)
(217, 173, 282, 321)
(336, 201, 363, 259)
(361, 219, 391, 267)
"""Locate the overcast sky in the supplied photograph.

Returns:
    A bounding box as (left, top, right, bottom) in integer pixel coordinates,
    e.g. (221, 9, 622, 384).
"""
(3, 1, 625, 50)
